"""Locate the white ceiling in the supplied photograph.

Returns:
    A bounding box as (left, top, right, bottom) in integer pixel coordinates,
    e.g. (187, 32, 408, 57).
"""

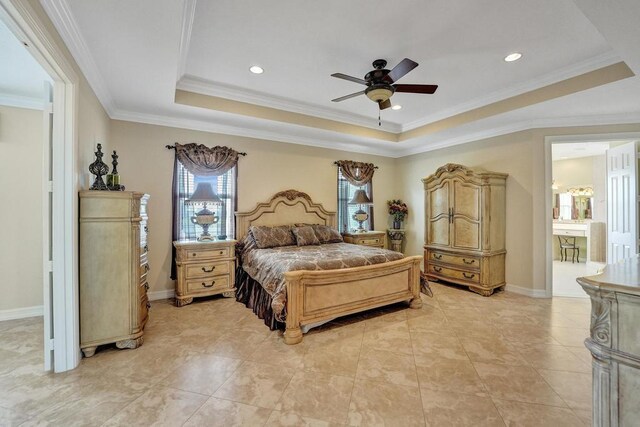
(0, 18, 51, 108)
(41, 0, 640, 156)
(552, 142, 610, 160)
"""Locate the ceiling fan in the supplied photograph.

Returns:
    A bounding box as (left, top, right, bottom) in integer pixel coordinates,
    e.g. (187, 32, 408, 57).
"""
(331, 58, 438, 110)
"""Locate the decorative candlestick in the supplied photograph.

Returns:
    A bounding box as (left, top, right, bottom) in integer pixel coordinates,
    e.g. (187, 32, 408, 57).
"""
(107, 150, 124, 190)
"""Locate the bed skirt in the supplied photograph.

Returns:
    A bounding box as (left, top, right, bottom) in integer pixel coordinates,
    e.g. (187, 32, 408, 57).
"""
(235, 266, 286, 331)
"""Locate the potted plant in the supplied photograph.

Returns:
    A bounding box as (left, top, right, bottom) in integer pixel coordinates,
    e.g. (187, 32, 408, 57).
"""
(388, 199, 408, 229)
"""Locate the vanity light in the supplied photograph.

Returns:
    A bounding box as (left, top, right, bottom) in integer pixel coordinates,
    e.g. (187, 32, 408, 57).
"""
(504, 52, 522, 62)
(249, 65, 264, 74)
(391, 105, 402, 110)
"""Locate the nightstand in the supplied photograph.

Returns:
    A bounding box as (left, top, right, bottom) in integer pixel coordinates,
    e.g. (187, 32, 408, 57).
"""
(173, 239, 237, 307)
(342, 231, 387, 249)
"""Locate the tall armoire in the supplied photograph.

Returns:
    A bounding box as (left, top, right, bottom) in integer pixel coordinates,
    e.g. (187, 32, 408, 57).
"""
(423, 164, 507, 296)
(79, 191, 150, 357)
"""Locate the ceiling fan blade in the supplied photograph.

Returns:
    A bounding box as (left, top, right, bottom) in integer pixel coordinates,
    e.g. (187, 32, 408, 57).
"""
(383, 58, 418, 83)
(331, 73, 368, 85)
(331, 90, 365, 102)
(378, 99, 392, 110)
(393, 84, 438, 94)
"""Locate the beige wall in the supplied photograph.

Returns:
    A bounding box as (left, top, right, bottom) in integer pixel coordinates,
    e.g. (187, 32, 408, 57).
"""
(0, 105, 43, 310)
(553, 157, 595, 191)
(111, 120, 399, 295)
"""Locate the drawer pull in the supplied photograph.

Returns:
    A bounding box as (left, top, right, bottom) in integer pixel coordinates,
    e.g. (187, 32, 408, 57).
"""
(202, 280, 216, 288)
(192, 253, 197, 257)
(202, 266, 216, 273)
(433, 266, 442, 273)
(463, 272, 475, 279)
(433, 253, 442, 260)
(219, 251, 224, 255)
(462, 259, 475, 265)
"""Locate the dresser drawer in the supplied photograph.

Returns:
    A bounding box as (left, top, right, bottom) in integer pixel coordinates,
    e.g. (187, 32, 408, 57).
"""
(185, 261, 230, 279)
(428, 263, 480, 284)
(429, 251, 480, 270)
(187, 247, 230, 261)
(186, 275, 230, 294)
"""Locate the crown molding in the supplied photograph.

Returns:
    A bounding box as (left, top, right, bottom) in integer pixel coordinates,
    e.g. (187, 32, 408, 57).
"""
(41, 0, 115, 115)
(110, 108, 399, 157)
(0, 92, 44, 110)
(176, 0, 197, 81)
(401, 51, 623, 132)
(177, 74, 403, 133)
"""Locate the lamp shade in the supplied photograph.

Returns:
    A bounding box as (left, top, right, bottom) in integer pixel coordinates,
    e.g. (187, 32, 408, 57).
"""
(185, 182, 222, 205)
(348, 189, 373, 205)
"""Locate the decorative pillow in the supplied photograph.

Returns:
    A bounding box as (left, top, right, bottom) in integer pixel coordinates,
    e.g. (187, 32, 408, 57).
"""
(311, 224, 343, 243)
(292, 226, 321, 246)
(249, 225, 296, 248)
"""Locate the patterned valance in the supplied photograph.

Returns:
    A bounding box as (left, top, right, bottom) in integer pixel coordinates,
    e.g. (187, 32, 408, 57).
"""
(335, 160, 377, 187)
(173, 143, 244, 176)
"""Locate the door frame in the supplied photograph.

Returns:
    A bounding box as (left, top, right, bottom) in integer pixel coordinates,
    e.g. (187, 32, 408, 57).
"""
(0, 0, 80, 372)
(543, 133, 640, 297)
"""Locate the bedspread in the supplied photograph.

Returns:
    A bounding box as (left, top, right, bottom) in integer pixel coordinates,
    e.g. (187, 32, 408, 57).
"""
(242, 243, 404, 321)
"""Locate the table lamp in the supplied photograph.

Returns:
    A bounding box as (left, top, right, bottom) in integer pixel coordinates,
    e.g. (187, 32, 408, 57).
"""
(348, 189, 373, 233)
(185, 183, 222, 241)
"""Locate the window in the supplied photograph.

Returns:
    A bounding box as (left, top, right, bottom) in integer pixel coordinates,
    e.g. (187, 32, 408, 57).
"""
(337, 168, 373, 233)
(176, 161, 236, 240)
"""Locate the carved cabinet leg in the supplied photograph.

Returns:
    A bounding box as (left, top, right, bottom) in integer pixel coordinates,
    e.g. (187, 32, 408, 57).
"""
(82, 346, 97, 358)
(175, 297, 193, 307)
(409, 296, 423, 309)
(469, 286, 493, 297)
(284, 327, 303, 345)
(116, 336, 143, 350)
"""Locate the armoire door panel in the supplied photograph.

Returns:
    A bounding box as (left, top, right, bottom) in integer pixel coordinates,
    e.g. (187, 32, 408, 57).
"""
(428, 182, 450, 218)
(428, 217, 451, 246)
(427, 181, 450, 246)
(452, 218, 481, 250)
(452, 180, 480, 221)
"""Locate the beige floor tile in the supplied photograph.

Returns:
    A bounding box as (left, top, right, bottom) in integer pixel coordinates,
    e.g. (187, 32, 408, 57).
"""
(411, 331, 468, 363)
(348, 379, 425, 426)
(537, 369, 592, 412)
(246, 334, 309, 369)
(183, 397, 271, 426)
(0, 376, 83, 417)
(493, 398, 584, 426)
(361, 321, 413, 355)
(302, 322, 364, 349)
(355, 348, 418, 387)
(421, 389, 504, 426)
(213, 361, 295, 409)
(496, 324, 560, 345)
(549, 327, 591, 347)
(265, 410, 342, 427)
(0, 407, 30, 427)
(415, 358, 486, 395)
(160, 354, 242, 395)
(205, 330, 270, 359)
(474, 362, 566, 407)
(301, 343, 360, 377)
(275, 371, 353, 423)
(517, 344, 591, 373)
(566, 345, 593, 364)
(102, 386, 207, 426)
(459, 336, 529, 366)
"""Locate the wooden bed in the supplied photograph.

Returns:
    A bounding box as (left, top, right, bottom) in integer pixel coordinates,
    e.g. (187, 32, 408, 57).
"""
(236, 189, 422, 344)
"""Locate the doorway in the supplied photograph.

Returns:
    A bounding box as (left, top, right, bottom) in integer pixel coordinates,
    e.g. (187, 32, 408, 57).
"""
(545, 135, 640, 298)
(0, 0, 80, 372)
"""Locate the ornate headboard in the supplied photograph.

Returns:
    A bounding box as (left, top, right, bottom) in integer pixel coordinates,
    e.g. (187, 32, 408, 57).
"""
(235, 190, 337, 240)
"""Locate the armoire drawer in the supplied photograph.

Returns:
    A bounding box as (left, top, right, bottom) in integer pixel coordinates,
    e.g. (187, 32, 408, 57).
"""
(186, 276, 230, 294)
(185, 261, 230, 279)
(429, 251, 480, 270)
(428, 263, 480, 284)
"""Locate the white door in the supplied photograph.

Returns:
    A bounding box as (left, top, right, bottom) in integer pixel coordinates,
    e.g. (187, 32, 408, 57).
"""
(607, 141, 638, 264)
(42, 81, 54, 371)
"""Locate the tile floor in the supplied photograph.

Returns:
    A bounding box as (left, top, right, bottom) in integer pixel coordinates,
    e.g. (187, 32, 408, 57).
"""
(552, 260, 603, 298)
(0, 283, 593, 426)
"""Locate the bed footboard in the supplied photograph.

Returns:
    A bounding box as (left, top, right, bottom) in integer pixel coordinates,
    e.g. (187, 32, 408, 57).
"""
(283, 255, 422, 344)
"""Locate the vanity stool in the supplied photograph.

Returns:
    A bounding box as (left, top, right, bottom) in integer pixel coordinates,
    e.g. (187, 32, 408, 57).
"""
(558, 236, 579, 263)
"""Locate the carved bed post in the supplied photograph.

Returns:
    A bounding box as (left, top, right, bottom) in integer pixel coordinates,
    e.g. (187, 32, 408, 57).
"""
(283, 272, 304, 345)
(409, 257, 423, 309)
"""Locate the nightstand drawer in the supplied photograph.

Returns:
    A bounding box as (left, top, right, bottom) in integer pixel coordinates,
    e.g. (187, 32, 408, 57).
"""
(185, 261, 230, 279)
(186, 276, 230, 294)
(187, 247, 230, 260)
(359, 237, 383, 245)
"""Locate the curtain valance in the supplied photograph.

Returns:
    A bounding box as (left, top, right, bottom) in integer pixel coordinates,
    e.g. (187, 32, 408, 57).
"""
(335, 160, 377, 186)
(172, 143, 244, 176)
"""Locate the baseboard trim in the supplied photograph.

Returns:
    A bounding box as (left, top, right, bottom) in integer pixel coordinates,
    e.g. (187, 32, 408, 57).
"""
(0, 305, 44, 321)
(148, 289, 175, 301)
(505, 284, 549, 298)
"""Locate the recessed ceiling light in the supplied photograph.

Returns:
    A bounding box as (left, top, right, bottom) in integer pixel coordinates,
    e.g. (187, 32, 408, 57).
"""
(249, 65, 264, 74)
(391, 105, 402, 110)
(504, 52, 522, 62)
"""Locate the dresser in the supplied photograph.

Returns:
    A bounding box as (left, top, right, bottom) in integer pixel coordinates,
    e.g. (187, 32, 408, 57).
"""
(423, 164, 507, 296)
(173, 240, 237, 306)
(342, 231, 386, 249)
(578, 257, 640, 426)
(79, 191, 150, 357)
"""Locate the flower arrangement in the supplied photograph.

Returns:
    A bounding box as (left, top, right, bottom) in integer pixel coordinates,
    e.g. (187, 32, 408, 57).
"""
(387, 199, 408, 223)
